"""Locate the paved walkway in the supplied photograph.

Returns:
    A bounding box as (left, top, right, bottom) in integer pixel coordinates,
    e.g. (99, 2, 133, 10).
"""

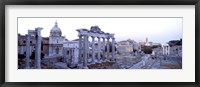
(130, 57, 157, 69)
(129, 55, 182, 69)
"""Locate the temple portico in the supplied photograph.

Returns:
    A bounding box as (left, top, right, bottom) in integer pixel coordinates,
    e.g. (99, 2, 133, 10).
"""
(162, 44, 170, 55)
(76, 26, 116, 68)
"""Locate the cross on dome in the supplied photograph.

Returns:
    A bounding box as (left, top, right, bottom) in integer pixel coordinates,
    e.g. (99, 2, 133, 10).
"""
(55, 20, 58, 27)
(50, 20, 62, 36)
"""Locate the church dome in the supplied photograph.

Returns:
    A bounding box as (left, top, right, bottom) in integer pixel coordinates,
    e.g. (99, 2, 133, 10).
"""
(50, 21, 62, 36)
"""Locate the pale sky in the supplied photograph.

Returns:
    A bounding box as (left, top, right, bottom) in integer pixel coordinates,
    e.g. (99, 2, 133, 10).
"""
(18, 18, 182, 44)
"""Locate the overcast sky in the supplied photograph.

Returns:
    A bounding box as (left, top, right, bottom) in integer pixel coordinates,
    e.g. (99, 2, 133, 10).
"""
(18, 18, 182, 44)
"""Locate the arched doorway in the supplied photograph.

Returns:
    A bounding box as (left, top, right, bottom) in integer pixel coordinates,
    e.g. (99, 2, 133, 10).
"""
(56, 46, 59, 54)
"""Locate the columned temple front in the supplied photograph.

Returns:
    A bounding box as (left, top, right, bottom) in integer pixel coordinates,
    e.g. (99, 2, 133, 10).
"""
(76, 26, 116, 68)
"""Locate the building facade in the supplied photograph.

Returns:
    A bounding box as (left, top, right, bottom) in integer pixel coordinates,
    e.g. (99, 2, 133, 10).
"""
(48, 21, 66, 56)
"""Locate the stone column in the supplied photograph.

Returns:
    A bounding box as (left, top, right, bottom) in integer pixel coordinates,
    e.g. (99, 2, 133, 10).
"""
(165, 46, 166, 55)
(63, 48, 67, 63)
(30, 46, 32, 56)
(35, 27, 43, 69)
(112, 37, 115, 61)
(165, 46, 168, 55)
(78, 35, 82, 63)
(102, 38, 105, 61)
(91, 36, 95, 64)
(74, 47, 79, 65)
(168, 46, 170, 55)
(166, 46, 168, 55)
(162, 46, 165, 55)
(106, 38, 110, 61)
(25, 34, 30, 69)
(67, 49, 70, 66)
(165, 46, 167, 55)
(97, 37, 101, 62)
(83, 35, 88, 68)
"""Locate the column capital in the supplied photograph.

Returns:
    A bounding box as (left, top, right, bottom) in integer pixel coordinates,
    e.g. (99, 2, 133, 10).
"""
(112, 37, 115, 40)
(84, 35, 89, 38)
(102, 38, 106, 41)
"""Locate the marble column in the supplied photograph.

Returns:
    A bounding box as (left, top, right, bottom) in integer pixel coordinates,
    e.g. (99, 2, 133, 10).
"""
(25, 34, 30, 69)
(78, 35, 82, 63)
(83, 35, 88, 68)
(165, 46, 167, 55)
(166, 46, 167, 55)
(106, 38, 110, 61)
(74, 47, 79, 65)
(165, 46, 166, 55)
(35, 27, 42, 69)
(102, 38, 105, 61)
(91, 36, 95, 64)
(112, 37, 115, 61)
(97, 37, 101, 62)
(29, 45, 32, 56)
(162, 46, 165, 55)
(168, 46, 170, 55)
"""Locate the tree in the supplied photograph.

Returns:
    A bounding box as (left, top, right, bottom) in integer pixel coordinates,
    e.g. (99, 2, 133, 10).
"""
(141, 46, 152, 54)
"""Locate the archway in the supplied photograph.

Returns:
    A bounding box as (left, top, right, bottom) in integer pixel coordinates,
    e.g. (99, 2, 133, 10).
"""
(56, 46, 59, 54)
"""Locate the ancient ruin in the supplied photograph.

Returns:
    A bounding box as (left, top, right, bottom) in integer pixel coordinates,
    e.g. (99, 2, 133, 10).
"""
(76, 26, 116, 68)
(18, 21, 182, 69)
(25, 27, 43, 69)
